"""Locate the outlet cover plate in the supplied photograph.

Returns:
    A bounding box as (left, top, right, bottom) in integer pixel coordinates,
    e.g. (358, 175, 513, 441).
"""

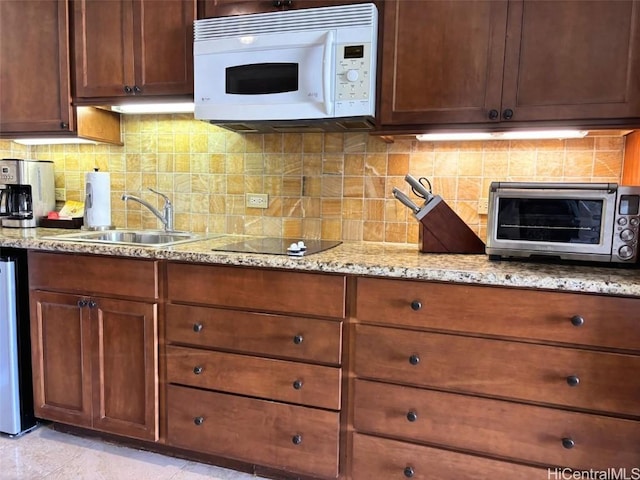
(246, 193, 269, 209)
(478, 198, 489, 215)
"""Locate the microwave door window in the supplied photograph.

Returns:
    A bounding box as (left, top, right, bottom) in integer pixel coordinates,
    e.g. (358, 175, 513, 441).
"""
(226, 63, 298, 95)
(496, 198, 603, 244)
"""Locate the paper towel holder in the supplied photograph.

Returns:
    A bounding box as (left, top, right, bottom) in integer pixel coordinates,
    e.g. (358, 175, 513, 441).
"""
(83, 168, 114, 231)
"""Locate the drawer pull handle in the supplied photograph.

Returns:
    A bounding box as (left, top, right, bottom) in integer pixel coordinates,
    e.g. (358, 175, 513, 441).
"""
(406, 411, 418, 422)
(193, 416, 205, 426)
(570, 315, 584, 327)
(193, 366, 203, 375)
(293, 380, 303, 390)
(292, 434, 303, 445)
(193, 323, 203, 333)
(409, 354, 420, 366)
(410, 300, 422, 311)
(566, 375, 580, 387)
(404, 466, 415, 478)
(293, 334, 304, 345)
(562, 437, 575, 449)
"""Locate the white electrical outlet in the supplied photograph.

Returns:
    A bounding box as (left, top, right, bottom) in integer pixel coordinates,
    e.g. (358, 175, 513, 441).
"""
(246, 193, 269, 209)
(55, 188, 66, 201)
(478, 198, 489, 215)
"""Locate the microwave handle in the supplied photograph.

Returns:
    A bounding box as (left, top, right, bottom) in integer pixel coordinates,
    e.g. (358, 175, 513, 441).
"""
(323, 31, 334, 116)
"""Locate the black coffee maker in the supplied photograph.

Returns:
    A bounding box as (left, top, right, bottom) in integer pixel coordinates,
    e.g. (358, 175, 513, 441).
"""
(0, 159, 55, 228)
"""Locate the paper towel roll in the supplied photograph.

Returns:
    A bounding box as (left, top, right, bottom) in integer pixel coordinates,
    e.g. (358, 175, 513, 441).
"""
(84, 170, 112, 228)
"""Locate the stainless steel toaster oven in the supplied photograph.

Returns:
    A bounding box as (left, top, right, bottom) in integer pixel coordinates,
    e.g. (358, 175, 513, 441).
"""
(486, 182, 640, 264)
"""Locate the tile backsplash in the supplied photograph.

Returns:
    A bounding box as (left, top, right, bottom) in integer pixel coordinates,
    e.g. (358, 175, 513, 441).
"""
(1, 115, 625, 244)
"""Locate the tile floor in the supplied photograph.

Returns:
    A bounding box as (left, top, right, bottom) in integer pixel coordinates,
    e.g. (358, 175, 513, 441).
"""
(0, 423, 267, 480)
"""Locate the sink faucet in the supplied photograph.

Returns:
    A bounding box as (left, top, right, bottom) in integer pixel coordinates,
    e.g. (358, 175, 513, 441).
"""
(122, 188, 174, 232)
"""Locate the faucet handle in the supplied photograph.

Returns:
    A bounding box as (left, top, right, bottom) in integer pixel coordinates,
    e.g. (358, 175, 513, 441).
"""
(148, 187, 171, 205)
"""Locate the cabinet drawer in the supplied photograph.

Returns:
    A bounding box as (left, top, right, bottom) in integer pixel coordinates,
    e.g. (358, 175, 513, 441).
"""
(357, 277, 640, 351)
(166, 304, 342, 365)
(167, 263, 346, 319)
(166, 346, 341, 410)
(167, 385, 340, 478)
(355, 324, 640, 416)
(354, 380, 640, 470)
(351, 433, 545, 480)
(28, 251, 158, 299)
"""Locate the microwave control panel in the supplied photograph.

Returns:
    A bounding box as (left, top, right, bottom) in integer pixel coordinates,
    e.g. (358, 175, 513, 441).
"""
(335, 43, 374, 115)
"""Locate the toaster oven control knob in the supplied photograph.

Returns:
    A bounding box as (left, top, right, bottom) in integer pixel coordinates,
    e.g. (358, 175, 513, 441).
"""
(620, 228, 635, 241)
(630, 217, 639, 226)
(618, 245, 634, 259)
(346, 69, 359, 82)
(618, 217, 628, 226)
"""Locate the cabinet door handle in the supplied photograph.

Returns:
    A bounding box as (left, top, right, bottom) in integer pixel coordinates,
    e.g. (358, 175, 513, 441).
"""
(406, 411, 418, 422)
(193, 323, 203, 333)
(293, 334, 304, 345)
(566, 375, 580, 387)
(562, 437, 575, 449)
(570, 315, 584, 327)
(292, 379, 303, 390)
(193, 416, 205, 426)
(404, 466, 415, 478)
(88, 300, 97, 309)
(133, 85, 142, 94)
(292, 434, 303, 445)
(193, 366, 203, 375)
(77, 299, 88, 307)
(409, 354, 420, 366)
(410, 300, 422, 311)
(488, 109, 499, 120)
(502, 108, 514, 120)
(60, 122, 69, 130)
(124, 85, 133, 94)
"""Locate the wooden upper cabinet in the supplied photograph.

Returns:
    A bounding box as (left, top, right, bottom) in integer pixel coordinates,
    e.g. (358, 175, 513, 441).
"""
(379, 0, 640, 129)
(502, 0, 640, 123)
(0, 0, 73, 134)
(73, 0, 195, 102)
(199, 0, 367, 18)
(379, 0, 508, 126)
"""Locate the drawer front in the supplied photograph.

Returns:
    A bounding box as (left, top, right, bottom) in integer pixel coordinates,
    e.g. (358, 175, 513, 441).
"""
(166, 304, 342, 365)
(355, 324, 640, 416)
(167, 263, 346, 319)
(167, 385, 340, 478)
(166, 345, 341, 410)
(351, 433, 545, 480)
(357, 277, 640, 351)
(28, 251, 158, 299)
(354, 380, 640, 470)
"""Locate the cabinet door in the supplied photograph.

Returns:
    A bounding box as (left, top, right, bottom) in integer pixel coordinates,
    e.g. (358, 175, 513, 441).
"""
(133, 0, 195, 96)
(91, 297, 158, 441)
(379, 0, 508, 126)
(29, 291, 92, 427)
(73, 0, 135, 98)
(0, 0, 73, 134)
(501, 0, 640, 122)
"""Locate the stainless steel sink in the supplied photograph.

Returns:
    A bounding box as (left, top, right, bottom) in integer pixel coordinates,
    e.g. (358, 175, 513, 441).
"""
(43, 229, 202, 247)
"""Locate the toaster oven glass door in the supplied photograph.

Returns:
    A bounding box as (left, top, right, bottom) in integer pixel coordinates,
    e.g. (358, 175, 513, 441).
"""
(496, 198, 603, 244)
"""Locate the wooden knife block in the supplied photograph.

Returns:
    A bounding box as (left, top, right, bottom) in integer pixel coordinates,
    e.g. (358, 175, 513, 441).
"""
(417, 196, 486, 254)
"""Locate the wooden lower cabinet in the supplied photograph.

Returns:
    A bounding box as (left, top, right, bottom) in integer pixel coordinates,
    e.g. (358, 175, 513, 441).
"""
(351, 433, 546, 480)
(167, 385, 340, 478)
(350, 277, 640, 477)
(28, 252, 159, 441)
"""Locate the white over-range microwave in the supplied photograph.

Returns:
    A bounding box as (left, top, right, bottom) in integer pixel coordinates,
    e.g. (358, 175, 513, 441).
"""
(193, 3, 378, 133)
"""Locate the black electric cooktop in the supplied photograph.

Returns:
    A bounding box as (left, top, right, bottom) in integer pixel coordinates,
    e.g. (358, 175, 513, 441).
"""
(211, 237, 342, 256)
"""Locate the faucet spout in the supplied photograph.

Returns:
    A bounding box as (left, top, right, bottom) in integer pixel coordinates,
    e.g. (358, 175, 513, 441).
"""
(122, 188, 174, 231)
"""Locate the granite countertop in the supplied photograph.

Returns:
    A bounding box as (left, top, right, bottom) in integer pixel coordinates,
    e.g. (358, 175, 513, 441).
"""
(1, 227, 639, 297)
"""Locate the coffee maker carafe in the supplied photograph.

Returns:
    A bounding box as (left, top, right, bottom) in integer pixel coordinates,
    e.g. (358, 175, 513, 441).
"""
(0, 159, 55, 228)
